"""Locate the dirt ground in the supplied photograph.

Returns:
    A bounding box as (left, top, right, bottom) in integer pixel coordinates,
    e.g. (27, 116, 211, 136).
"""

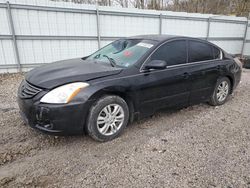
(0, 69, 250, 188)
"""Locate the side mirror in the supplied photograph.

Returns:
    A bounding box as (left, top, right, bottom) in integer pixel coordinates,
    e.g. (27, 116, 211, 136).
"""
(144, 60, 167, 70)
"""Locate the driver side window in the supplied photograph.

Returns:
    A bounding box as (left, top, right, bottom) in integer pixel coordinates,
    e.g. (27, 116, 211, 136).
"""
(150, 40, 187, 66)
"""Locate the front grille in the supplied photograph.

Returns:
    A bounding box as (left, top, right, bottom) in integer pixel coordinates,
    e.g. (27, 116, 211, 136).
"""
(19, 81, 42, 99)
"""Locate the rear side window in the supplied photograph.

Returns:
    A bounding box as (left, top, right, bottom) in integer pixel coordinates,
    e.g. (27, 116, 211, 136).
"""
(188, 41, 214, 62)
(150, 40, 187, 66)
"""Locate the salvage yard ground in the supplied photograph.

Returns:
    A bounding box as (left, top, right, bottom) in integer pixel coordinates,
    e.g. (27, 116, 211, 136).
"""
(0, 69, 250, 187)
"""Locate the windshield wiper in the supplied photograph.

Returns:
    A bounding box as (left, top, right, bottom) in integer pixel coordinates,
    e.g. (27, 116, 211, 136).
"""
(102, 55, 116, 67)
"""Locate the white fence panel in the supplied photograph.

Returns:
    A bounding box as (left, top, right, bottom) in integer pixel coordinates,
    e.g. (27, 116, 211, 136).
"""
(211, 40, 243, 54)
(17, 40, 98, 64)
(100, 15, 159, 37)
(0, 7, 10, 34)
(162, 19, 208, 38)
(242, 22, 250, 56)
(244, 43, 250, 56)
(0, 40, 16, 65)
(11, 9, 97, 36)
(246, 24, 250, 40)
(100, 40, 113, 48)
(0, 0, 249, 73)
(209, 22, 246, 38)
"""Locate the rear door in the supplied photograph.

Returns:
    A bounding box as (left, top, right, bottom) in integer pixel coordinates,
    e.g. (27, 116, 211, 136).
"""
(187, 40, 222, 104)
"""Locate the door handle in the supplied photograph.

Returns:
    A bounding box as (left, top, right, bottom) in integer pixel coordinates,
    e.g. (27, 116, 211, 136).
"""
(182, 72, 190, 79)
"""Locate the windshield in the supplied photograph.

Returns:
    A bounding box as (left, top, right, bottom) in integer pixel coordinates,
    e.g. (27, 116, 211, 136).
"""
(86, 39, 155, 67)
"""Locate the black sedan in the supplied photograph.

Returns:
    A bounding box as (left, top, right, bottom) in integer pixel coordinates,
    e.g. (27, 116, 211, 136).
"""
(17, 35, 242, 142)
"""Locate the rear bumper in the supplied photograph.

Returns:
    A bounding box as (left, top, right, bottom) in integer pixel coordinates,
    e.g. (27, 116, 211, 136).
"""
(17, 96, 92, 135)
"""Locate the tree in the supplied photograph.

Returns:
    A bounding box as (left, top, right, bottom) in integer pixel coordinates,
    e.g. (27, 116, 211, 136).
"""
(51, 0, 250, 17)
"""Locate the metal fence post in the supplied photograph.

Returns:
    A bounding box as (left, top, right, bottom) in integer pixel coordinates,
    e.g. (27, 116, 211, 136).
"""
(206, 17, 211, 41)
(96, 6, 101, 49)
(159, 13, 162, 35)
(6, 1, 21, 72)
(241, 20, 248, 57)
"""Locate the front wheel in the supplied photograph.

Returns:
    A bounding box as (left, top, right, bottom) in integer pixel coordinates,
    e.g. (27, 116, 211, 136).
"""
(209, 77, 231, 106)
(87, 95, 129, 142)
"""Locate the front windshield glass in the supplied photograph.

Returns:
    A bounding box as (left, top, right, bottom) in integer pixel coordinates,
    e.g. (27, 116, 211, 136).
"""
(86, 39, 155, 67)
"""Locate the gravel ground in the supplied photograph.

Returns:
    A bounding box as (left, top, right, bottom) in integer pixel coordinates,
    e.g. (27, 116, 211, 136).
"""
(0, 69, 250, 188)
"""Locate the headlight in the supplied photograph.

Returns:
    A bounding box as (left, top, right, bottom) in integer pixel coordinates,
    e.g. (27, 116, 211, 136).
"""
(40, 82, 89, 104)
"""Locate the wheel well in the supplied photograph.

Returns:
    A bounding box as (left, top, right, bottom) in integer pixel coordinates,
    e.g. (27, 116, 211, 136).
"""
(94, 91, 135, 123)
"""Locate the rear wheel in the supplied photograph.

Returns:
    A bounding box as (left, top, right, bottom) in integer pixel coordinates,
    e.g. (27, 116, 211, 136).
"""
(87, 95, 129, 142)
(209, 77, 231, 106)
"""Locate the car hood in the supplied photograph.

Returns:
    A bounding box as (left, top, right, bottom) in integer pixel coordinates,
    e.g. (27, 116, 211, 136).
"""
(25, 58, 122, 89)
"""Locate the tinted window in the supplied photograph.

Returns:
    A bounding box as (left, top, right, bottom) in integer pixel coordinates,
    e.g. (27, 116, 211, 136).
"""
(188, 41, 214, 62)
(150, 40, 187, 66)
(213, 47, 221, 59)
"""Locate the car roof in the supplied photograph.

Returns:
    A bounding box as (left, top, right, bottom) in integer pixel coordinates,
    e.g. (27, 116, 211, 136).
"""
(127, 34, 222, 50)
(127, 34, 183, 42)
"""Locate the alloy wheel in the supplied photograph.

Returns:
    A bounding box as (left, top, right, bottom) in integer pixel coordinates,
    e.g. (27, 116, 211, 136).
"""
(216, 81, 229, 102)
(97, 104, 125, 136)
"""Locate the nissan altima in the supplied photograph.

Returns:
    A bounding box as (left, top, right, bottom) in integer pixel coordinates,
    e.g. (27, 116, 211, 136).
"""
(17, 35, 242, 142)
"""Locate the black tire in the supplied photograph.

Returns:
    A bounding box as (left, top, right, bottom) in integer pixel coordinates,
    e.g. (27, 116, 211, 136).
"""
(87, 95, 129, 142)
(209, 77, 231, 106)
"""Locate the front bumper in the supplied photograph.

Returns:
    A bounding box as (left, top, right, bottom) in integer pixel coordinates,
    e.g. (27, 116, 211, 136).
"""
(17, 96, 92, 135)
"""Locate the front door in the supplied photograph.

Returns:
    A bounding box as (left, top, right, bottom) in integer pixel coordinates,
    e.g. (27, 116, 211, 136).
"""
(137, 39, 191, 116)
